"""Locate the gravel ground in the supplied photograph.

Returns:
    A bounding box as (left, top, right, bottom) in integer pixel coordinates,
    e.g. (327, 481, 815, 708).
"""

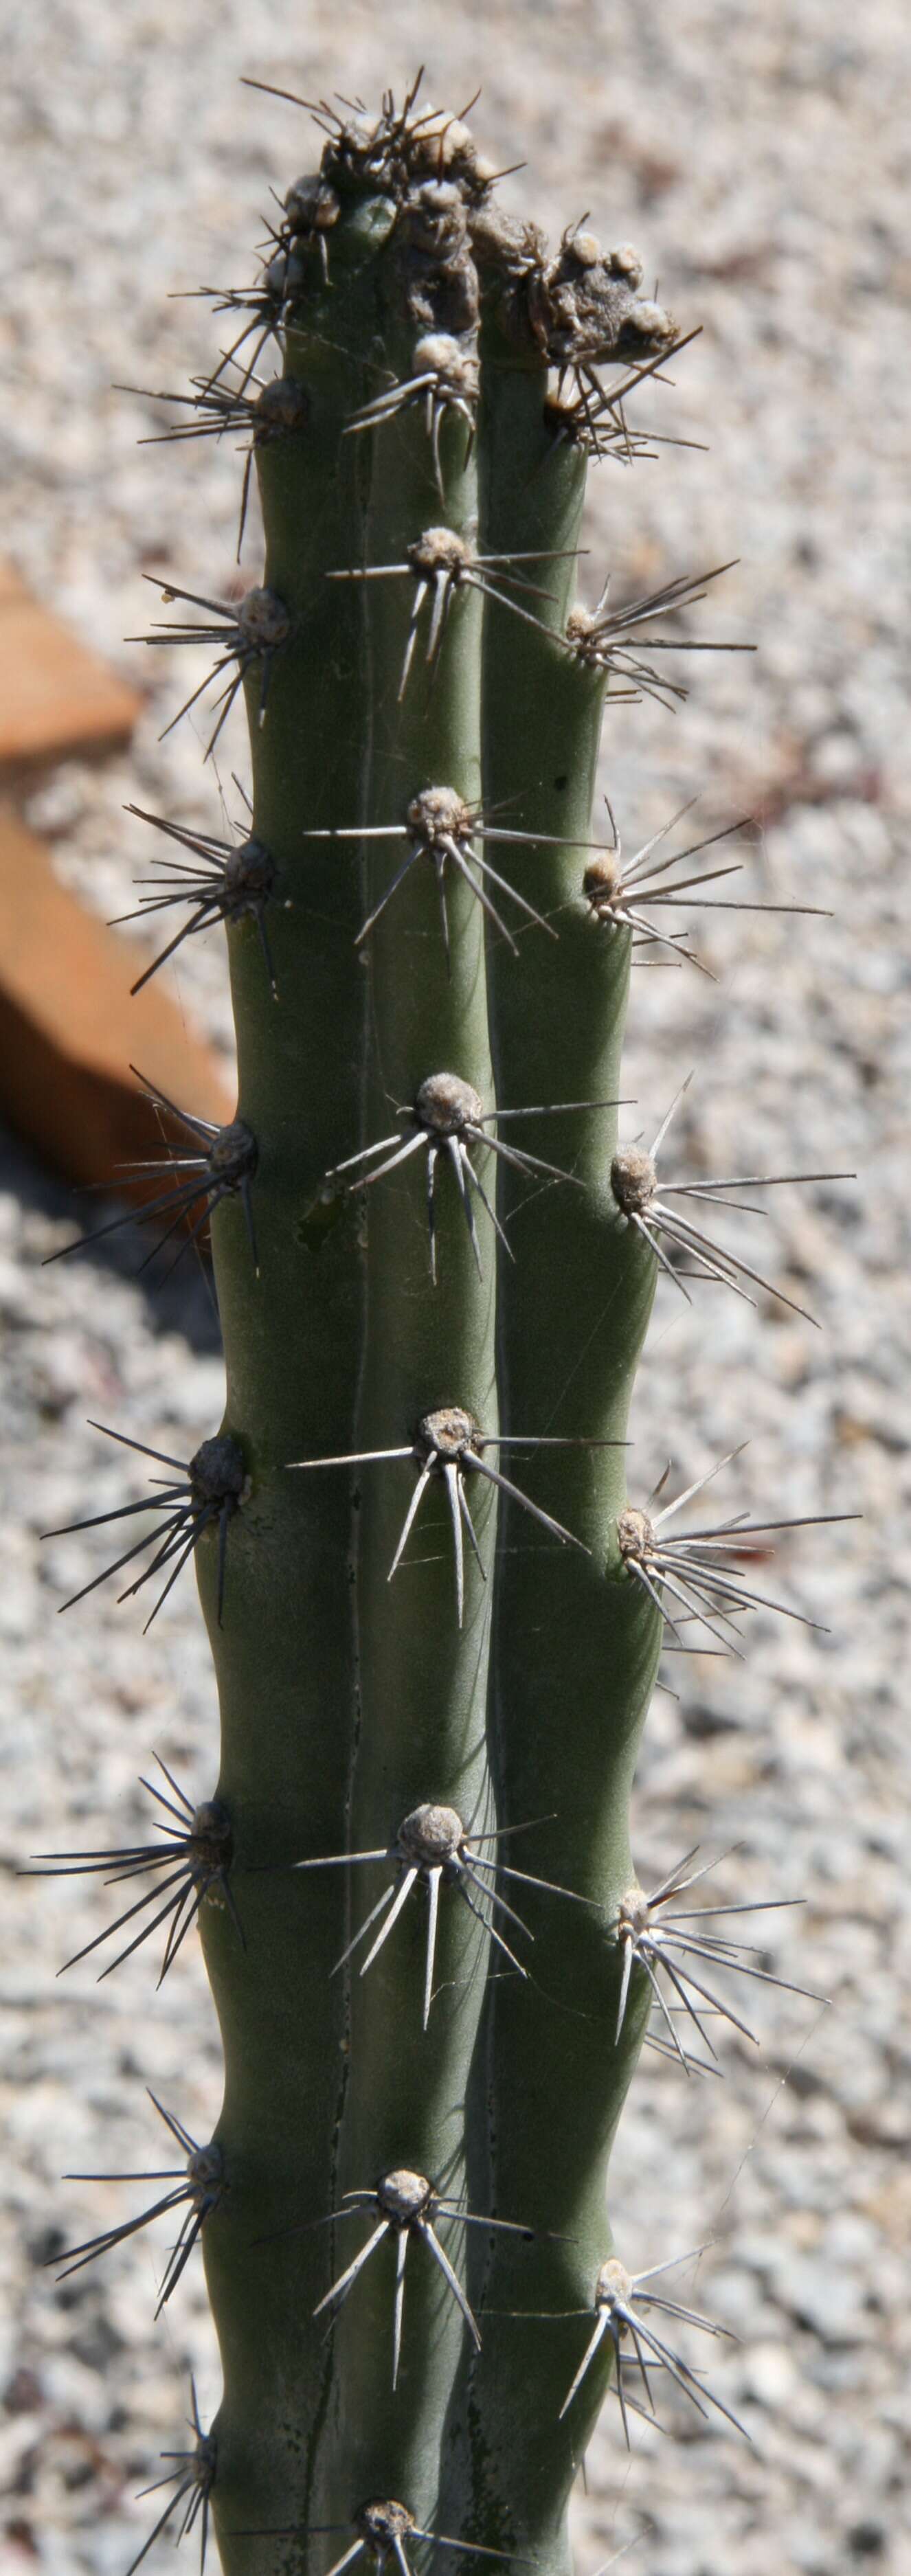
(1, 3, 908, 2572)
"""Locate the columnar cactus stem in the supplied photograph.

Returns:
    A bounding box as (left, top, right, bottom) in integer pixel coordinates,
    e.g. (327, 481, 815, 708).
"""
(319, 211, 501, 2536)
(195, 189, 403, 2551)
(438, 238, 666, 2572)
(32, 77, 841, 2576)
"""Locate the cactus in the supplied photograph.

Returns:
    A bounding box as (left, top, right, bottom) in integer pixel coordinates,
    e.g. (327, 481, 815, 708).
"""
(32, 74, 849, 2576)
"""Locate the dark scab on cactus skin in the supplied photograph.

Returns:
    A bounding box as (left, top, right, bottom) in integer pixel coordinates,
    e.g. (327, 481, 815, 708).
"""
(530, 224, 678, 392)
(474, 201, 546, 271)
(475, 202, 677, 387)
(392, 182, 481, 343)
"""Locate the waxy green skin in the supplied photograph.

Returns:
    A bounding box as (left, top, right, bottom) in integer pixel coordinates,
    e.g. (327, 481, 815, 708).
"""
(440, 317, 661, 2569)
(196, 201, 399, 2560)
(322, 340, 499, 2526)
(196, 203, 502, 2567)
(184, 155, 664, 2576)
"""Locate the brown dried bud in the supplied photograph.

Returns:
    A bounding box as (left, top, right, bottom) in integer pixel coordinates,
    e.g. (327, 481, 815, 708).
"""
(413, 1071, 484, 1135)
(236, 587, 292, 653)
(377, 2168, 436, 2222)
(357, 2502, 416, 2551)
(611, 1144, 657, 1214)
(189, 1435, 248, 1508)
(617, 1504, 655, 1565)
(206, 1120, 258, 1186)
(254, 379, 311, 441)
(407, 784, 473, 846)
(416, 1403, 478, 1462)
(595, 2255, 634, 2309)
(398, 1802, 464, 1866)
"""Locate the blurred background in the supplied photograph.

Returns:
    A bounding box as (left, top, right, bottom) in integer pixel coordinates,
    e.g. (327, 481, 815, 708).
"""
(0, 1, 908, 2569)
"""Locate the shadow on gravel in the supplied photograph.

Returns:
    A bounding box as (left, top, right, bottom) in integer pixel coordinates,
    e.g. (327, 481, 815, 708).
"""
(1, 1122, 223, 1359)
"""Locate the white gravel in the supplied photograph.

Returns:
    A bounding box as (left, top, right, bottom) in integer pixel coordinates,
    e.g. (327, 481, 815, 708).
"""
(1, 3, 908, 2573)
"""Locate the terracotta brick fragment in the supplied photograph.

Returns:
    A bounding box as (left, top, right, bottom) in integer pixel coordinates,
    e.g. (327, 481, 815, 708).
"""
(0, 805, 234, 1192)
(0, 562, 142, 771)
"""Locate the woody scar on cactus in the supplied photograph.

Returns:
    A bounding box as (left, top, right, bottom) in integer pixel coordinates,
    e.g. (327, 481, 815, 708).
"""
(27, 67, 851, 2576)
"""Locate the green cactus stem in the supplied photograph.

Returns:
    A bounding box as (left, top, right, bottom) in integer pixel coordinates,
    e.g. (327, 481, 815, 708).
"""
(32, 76, 833, 2576)
(436, 217, 668, 2573)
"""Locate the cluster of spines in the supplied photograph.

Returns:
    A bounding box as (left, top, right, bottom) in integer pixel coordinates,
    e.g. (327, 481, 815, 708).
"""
(30, 70, 848, 2576)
